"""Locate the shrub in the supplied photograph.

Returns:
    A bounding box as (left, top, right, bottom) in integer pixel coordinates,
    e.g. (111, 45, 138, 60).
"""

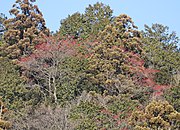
(129, 100, 180, 130)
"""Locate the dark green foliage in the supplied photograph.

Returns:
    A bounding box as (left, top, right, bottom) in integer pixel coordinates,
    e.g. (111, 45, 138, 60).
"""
(21, 86, 45, 107)
(0, 57, 43, 112)
(0, 59, 65, 130)
(70, 100, 101, 130)
(56, 57, 88, 105)
(84, 2, 113, 37)
(59, 12, 85, 38)
(0, 57, 25, 110)
(59, 2, 113, 40)
(142, 24, 180, 85)
(164, 86, 180, 112)
(70, 92, 139, 130)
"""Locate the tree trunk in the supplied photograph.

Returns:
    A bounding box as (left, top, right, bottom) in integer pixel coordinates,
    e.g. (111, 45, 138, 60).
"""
(52, 76, 57, 103)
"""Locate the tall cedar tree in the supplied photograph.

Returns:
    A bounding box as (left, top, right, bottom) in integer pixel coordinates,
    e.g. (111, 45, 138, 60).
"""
(87, 14, 170, 97)
(142, 24, 180, 85)
(87, 14, 143, 95)
(84, 2, 113, 38)
(2, 0, 49, 59)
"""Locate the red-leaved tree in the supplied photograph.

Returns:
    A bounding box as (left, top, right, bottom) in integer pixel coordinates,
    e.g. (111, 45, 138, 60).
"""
(18, 36, 83, 103)
(128, 52, 170, 97)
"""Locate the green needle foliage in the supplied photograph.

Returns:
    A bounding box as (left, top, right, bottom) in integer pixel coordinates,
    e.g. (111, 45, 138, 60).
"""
(142, 24, 180, 85)
(0, 57, 25, 111)
(70, 92, 139, 130)
(84, 2, 113, 38)
(0, 57, 46, 114)
(164, 86, 180, 112)
(59, 12, 84, 38)
(59, 2, 113, 40)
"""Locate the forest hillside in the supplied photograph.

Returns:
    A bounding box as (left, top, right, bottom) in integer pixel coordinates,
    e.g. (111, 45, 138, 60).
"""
(0, 0, 179, 130)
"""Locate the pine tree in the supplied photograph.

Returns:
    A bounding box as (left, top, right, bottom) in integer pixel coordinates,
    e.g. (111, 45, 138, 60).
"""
(59, 2, 113, 40)
(59, 12, 84, 38)
(142, 24, 180, 85)
(84, 2, 113, 38)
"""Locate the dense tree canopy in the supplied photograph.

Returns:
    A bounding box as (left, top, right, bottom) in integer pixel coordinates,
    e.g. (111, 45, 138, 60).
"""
(19, 37, 88, 104)
(0, 1, 179, 130)
(0, 57, 27, 111)
(87, 14, 143, 95)
(142, 24, 180, 85)
(59, 12, 84, 38)
(59, 2, 113, 40)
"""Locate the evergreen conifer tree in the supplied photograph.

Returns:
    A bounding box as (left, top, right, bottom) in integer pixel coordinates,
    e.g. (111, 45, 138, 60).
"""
(3, 0, 49, 59)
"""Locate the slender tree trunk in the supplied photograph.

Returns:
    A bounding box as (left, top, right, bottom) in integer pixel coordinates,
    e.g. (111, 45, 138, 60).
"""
(48, 75, 51, 97)
(52, 76, 57, 103)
